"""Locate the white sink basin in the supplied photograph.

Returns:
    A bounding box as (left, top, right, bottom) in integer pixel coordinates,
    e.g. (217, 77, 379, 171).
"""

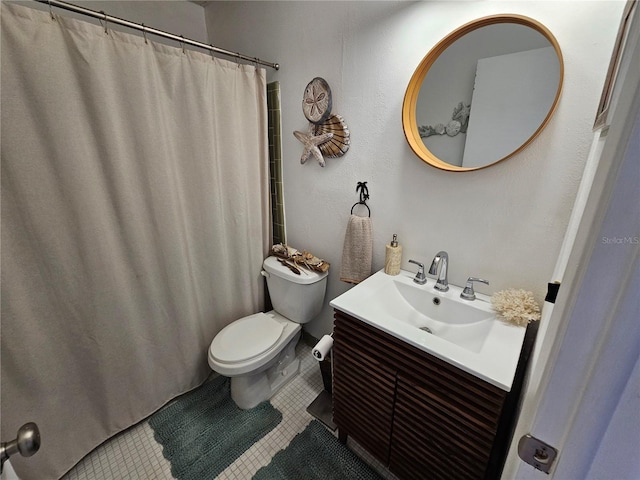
(330, 269, 527, 391)
(380, 279, 495, 353)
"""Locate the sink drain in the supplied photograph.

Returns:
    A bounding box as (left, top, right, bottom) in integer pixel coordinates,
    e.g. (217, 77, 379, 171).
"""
(419, 326, 432, 334)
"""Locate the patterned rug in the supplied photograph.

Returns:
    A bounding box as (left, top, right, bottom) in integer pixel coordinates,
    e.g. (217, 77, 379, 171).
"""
(253, 420, 383, 479)
(149, 375, 282, 480)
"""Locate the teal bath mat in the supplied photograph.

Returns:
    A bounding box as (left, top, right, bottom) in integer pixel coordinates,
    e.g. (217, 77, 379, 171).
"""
(149, 375, 282, 480)
(253, 420, 383, 480)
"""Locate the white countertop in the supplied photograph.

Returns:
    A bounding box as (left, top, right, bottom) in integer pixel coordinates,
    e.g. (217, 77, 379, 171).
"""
(330, 269, 527, 391)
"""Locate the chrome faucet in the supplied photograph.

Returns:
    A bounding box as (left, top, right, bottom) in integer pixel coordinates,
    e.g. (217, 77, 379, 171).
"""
(460, 277, 489, 301)
(429, 251, 449, 292)
(408, 259, 427, 285)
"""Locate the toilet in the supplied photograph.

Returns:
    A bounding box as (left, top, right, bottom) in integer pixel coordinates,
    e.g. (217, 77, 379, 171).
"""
(208, 256, 328, 409)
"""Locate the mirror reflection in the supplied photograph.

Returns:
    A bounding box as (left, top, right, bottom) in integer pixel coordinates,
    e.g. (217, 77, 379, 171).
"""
(403, 16, 564, 171)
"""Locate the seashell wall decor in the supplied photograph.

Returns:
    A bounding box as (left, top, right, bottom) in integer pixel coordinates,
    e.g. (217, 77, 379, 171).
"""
(418, 101, 471, 138)
(294, 77, 350, 167)
(313, 114, 350, 158)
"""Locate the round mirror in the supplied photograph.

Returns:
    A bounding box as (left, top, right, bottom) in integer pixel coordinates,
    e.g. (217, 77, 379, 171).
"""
(402, 15, 564, 171)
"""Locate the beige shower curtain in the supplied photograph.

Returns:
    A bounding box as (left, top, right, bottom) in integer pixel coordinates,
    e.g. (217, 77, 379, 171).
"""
(1, 4, 270, 479)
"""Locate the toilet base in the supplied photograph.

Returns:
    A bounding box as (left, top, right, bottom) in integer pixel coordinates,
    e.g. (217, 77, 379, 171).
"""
(230, 333, 301, 409)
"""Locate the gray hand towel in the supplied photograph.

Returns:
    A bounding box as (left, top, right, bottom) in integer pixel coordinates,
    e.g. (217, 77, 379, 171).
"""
(340, 214, 373, 284)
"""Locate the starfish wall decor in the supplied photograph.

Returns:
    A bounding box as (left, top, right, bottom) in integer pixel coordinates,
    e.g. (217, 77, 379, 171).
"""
(293, 127, 334, 167)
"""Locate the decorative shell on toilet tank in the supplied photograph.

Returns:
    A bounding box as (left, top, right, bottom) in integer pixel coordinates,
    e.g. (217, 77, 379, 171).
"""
(262, 256, 328, 324)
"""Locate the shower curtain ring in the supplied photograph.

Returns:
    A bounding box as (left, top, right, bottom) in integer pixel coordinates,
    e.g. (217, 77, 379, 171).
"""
(180, 35, 185, 54)
(209, 45, 215, 61)
(142, 23, 148, 44)
(99, 11, 108, 35)
(48, 0, 55, 20)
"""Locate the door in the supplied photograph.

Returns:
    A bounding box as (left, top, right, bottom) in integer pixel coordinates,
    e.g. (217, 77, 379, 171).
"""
(463, 46, 559, 168)
(502, 5, 640, 478)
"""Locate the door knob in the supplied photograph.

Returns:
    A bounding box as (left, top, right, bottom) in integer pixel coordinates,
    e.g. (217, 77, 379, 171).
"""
(0, 422, 41, 473)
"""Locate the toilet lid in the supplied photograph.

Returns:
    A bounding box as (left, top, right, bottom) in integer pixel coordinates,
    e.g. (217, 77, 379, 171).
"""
(211, 313, 285, 364)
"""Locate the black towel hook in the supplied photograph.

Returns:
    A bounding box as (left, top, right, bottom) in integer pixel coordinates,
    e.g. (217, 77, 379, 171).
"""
(350, 181, 371, 217)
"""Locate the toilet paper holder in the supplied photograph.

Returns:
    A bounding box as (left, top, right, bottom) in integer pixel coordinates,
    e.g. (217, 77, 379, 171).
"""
(312, 333, 334, 361)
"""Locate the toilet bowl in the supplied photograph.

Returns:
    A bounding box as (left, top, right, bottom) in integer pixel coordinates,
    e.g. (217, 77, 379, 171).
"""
(208, 256, 328, 409)
(208, 311, 302, 409)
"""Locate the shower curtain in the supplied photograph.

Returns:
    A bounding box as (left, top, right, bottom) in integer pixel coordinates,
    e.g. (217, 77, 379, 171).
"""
(1, 4, 270, 479)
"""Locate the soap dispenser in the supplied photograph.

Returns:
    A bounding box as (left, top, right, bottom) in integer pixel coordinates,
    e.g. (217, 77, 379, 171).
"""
(384, 234, 402, 276)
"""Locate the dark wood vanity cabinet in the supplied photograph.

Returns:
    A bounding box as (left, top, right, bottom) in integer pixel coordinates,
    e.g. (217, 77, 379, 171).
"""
(332, 339, 396, 462)
(333, 310, 521, 480)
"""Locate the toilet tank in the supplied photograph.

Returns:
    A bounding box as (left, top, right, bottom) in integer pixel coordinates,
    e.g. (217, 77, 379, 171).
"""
(262, 256, 328, 324)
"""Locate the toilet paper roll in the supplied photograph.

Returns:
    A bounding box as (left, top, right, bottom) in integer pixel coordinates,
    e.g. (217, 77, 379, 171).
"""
(312, 334, 334, 361)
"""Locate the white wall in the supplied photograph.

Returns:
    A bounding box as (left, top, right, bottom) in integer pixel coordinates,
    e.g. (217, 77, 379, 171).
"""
(205, 1, 625, 339)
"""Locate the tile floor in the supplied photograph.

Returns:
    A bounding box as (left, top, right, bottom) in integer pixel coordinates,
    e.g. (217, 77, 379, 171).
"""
(61, 342, 397, 480)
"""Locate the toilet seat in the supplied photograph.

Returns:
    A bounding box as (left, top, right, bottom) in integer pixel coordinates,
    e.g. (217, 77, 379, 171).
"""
(208, 311, 301, 377)
(211, 313, 284, 364)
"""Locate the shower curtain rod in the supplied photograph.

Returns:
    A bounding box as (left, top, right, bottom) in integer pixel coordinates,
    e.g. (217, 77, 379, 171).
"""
(34, 0, 280, 70)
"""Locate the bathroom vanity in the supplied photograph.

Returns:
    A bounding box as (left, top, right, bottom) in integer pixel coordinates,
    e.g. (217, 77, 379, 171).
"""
(330, 270, 535, 480)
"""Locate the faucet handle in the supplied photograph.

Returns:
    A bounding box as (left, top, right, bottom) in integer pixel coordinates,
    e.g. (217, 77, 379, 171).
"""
(460, 277, 489, 301)
(408, 260, 427, 285)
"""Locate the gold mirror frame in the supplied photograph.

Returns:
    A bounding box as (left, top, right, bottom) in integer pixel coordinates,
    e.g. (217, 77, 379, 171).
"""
(402, 14, 564, 172)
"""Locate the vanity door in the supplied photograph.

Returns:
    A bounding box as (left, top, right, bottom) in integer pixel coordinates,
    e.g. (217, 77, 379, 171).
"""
(333, 312, 397, 463)
(390, 374, 500, 480)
